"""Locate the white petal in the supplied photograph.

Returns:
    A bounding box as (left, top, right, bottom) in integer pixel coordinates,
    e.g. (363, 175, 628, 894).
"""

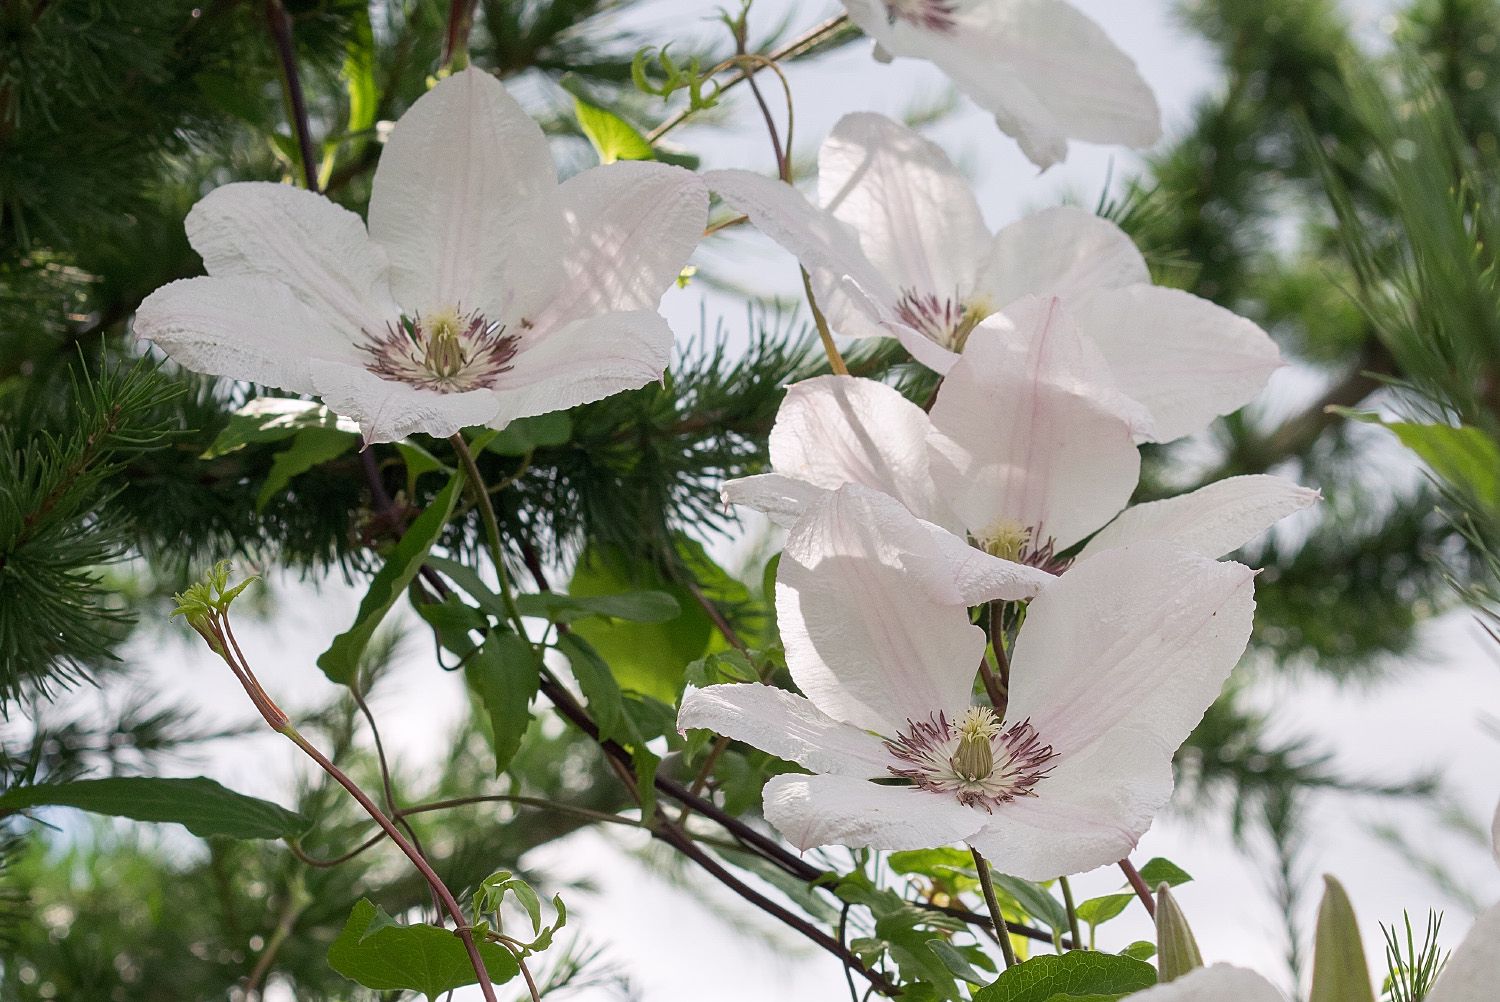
(842, 1, 1161, 169)
(527, 161, 707, 334)
(767, 375, 957, 530)
(185, 182, 397, 337)
(1426, 902, 1500, 1002)
(1080, 475, 1322, 560)
(967, 296, 1156, 436)
(1115, 965, 1286, 1002)
(706, 169, 898, 338)
(308, 360, 499, 445)
(486, 309, 673, 428)
(817, 113, 989, 300)
(368, 68, 562, 321)
(762, 772, 984, 852)
(977, 206, 1149, 307)
(965, 747, 1169, 880)
(886, 312, 963, 374)
(134, 276, 355, 394)
(1009, 542, 1255, 760)
(721, 473, 829, 528)
(930, 311, 1142, 551)
(677, 684, 894, 778)
(777, 485, 985, 733)
(1072, 285, 1283, 443)
(919, 520, 1056, 604)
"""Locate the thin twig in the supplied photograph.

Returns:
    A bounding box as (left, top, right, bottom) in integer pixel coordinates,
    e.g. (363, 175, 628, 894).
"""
(645, 14, 850, 143)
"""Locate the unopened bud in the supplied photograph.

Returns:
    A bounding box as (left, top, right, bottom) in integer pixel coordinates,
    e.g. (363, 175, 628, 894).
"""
(1155, 884, 1203, 982)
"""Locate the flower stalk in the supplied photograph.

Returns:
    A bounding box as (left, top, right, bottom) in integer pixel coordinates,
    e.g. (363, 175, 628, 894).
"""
(971, 847, 1018, 969)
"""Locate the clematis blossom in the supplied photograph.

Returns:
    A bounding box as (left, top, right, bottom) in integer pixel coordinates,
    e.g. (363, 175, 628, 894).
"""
(839, 0, 1161, 168)
(679, 484, 1256, 879)
(135, 68, 707, 444)
(708, 112, 1280, 442)
(724, 298, 1317, 573)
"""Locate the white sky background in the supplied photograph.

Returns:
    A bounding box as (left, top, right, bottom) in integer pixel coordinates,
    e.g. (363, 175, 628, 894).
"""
(19, 1, 1500, 1000)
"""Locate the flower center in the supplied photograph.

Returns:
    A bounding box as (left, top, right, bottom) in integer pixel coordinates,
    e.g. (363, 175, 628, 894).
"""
(894, 290, 993, 352)
(971, 520, 1071, 574)
(885, 707, 1057, 812)
(360, 307, 519, 393)
(884, 0, 960, 32)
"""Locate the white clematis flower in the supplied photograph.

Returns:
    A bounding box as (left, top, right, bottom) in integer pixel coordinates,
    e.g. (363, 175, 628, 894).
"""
(135, 68, 707, 444)
(840, 0, 1161, 168)
(679, 483, 1257, 879)
(724, 299, 1317, 573)
(708, 112, 1281, 441)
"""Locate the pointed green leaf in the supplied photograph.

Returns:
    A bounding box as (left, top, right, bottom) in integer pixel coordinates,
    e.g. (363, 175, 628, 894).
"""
(202, 398, 356, 457)
(0, 777, 308, 840)
(327, 899, 517, 1000)
(1310, 875, 1377, 1002)
(1137, 858, 1193, 888)
(972, 953, 1157, 1001)
(485, 412, 572, 455)
(318, 474, 462, 686)
(557, 632, 625, 743)
(464, 633, 539, 775)
(992, 874, 1070, 933)
(256, 426, 358, 509)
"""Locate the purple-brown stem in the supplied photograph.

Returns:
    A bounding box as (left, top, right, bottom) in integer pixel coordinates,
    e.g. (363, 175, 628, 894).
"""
(1119, 857, 1157, 918)
(264, 0, 320, 192)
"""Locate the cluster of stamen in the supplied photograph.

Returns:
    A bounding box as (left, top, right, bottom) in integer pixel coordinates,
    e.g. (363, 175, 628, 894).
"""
(972, 520, 1070, 574)
(884, 0, 960, 31)
(360, 308, 519, 393)
(885, 707, 1057, 811)
(894, 289, 991, 352)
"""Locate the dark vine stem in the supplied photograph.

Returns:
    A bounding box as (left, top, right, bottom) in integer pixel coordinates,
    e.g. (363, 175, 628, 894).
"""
(264, 0, 319, 192)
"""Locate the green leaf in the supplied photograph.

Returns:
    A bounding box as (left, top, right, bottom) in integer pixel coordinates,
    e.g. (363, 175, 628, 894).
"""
(1120, 942, 1156, 962)
(1338, 411, 1500, 509)
(1137, 858, 1193, 888)
(202, 398, 356, 458)
(256, 426, 358, 509)
(464, 633, 539, 775)
(1075, 894, 1134, 928)
(318, 474, 462, 686)
(572, 94, 656, 164)
(0, 777, 308, 840)
(557, 632, 625, 744)
(993, 874, 1069, 933)
(926, 939, 990, 986)
(327, 899, 517, 1000)
(486, 412, 573, 456)
(973, 953, 1157, 1002)
(513, 590, 681, 625)
(1310, 875, 1376, 1002)
(566, 538, 744, 702)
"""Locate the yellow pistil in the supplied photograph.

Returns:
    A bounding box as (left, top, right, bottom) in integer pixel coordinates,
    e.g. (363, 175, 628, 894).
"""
(975, 519, 1031, 562)
(422, 309, 467, 378)
(951, 707, 1000, 782)
(951, 296, 996, 352)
